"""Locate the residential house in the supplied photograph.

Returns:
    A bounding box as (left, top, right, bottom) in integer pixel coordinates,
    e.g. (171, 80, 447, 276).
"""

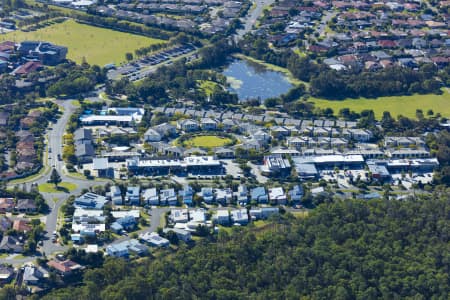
(384, 136, 425, 148)
(268, 187, 287, 205)
(249, 207, 279, 220)
(47, 259, 82, 276)
(13, 219, 31, 232)
(15, 199, 37, 213)
(75, 143, 95, 164)
(111, 216, 137, 233)
(214, 147, 235, 159)
(92, 158, 114, 178)
(139, 232, 169, 247)
(160, 188, 178, 206)
(221, 119, 238, 131)
(343, 128, 373, 142)
(251, 187, 268, 204)
(0, 216, 12, 232)
(200, 187, 214, 203)
(23, 265, 48, 286)
(214, 188, 233, 205)
(270, 126, 290, 138)
(163, 228, 192, 242)
(107, 239, 148, 257)
(200, 118, 218, 130)
(153, 123, 177, 138)
(252, 130, 271, 145)
(287, 136, 309, 149)
(170, 209, 189, 224)
(236, 184, 248, 205)
(231, 209, 248, 225)
(125, 186, 140, 205)
(0, 198, 14, 213)
(179, 185, 194, 206)
(74, 128, 93, 145)
(143, 128, 162, 142)
(177, 119, 199, 132)
(289, 185, 304, 203)
(215, 210, 230, 225)
(110, 186, 123, 205)
(0, 235, 23, 253)
(142, 188, 159, 206)
(75, 193, 108, 210)
(0, 265, 15, 284)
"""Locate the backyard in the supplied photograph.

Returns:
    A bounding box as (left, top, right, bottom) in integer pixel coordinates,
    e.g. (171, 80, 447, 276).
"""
(0, 19, 165, 66)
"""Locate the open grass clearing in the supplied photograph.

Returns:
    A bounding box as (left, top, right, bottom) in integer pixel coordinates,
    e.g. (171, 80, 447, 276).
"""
(183, 135, 233, 148)
(0, 19, 165, 66)
(38, 182, 77, 193)
(310, 89, 450, 119)
(197, 80, 220, 96)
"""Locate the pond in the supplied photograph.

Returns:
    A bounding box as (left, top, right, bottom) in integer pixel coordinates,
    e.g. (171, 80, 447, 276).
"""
(222, 58, 293, 102)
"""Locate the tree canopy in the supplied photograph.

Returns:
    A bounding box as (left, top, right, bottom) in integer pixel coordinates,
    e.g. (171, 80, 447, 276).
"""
(44, 196, 450, 300)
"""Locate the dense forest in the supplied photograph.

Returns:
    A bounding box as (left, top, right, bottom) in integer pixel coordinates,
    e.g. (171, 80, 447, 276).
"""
(39, 196, 450, 300)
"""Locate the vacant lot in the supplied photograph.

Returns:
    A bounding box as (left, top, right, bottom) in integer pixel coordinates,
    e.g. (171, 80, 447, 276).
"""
(310, 90, 450, 119)
(184, 136, 233, 148)
(1, 19, 165, 66)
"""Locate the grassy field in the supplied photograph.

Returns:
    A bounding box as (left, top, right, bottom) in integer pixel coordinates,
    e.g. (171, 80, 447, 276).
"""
(0, 19, 165, 66)
(183, 135, 233, 148)
(38, 182, 77, 193)
(310, 89, 450, 119)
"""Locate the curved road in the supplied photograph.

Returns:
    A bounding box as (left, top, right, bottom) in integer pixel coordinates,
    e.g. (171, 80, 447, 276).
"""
(5, 98, 109, 260)
(234, 0, 276, 42)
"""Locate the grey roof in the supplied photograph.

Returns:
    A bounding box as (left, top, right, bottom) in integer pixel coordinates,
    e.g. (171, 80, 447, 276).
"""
(15, 199, 36, 210)
(0, 235, 23, 252)
(74, 128, 92, 141)
(92, 157, 108, 170)
(76, 143, 95, 157)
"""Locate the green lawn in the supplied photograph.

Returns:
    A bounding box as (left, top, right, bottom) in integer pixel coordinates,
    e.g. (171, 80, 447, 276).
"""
(197, 80, 220, 96)
(0, 19, 165, 66)
(310, 89, 450, 119)
(183, 135, 233, 148)
(38, 182, 77, 193)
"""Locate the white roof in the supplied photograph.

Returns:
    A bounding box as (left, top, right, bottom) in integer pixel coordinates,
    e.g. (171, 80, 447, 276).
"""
(132, 156, 221, 168)
(111, 210, 140, 219)
(85, 244, 99, 253)
(313, 155, 364, 163)
(231, 209, 248, 222)
(170, 209, 189, 223)
(190, 209, 206, 222)
(142, 188, 158, 199)
(73, 208, 104, 218)
(269, 187, 286, 200)
(72, 223, 105, 233)
(216, 210, 229, 218)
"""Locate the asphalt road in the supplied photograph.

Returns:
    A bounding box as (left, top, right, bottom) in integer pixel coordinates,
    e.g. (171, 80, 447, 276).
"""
(5, 96, 110, 258)
(234, 0, 276, 42)
(108, 207, 170, 246)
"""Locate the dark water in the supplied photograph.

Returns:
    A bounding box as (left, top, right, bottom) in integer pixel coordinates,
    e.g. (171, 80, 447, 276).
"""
(223, 59, 293, 102)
